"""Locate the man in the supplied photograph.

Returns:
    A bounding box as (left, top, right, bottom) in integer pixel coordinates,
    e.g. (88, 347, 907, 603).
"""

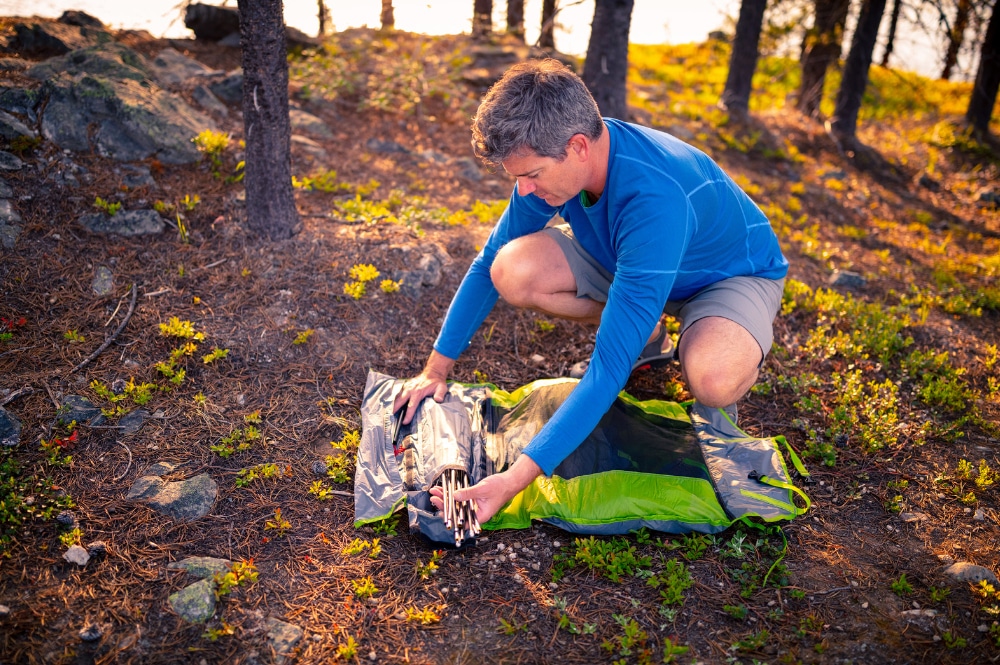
(393, 59, 788, 523)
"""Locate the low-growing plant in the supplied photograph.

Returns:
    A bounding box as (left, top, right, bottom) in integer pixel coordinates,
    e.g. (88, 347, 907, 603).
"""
(264, 508, 291, 537)
(891, 573, 914, 596)
(307, 480, 334, 500)
(202, 622, 235, 641)
(647, 558, 693, 606)
(202, 347, 229, 364)
(335, 635, 358, 660)
(552, 535, 652, 583)
(326, 430, 361, 483)
(416, 549, 443, 579)
(0, 449, 76, 554)
(352, 576, 378, 599)
(235, 463, 284, 488)
(93, 196, 121, 216)
(724, 603, 748, 620)
(731, 629, 768, 652)
(292, 329, 314, 345)
(498, 617, 528, 634)
(58, 527, 82, 549)
(63, 329, 85, 343)
(214, 559, 258, 598)
(404, 605, 441, 625)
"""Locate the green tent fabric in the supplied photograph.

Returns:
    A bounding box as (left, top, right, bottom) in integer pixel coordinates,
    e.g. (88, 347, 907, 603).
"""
(355, 371, 810, 545)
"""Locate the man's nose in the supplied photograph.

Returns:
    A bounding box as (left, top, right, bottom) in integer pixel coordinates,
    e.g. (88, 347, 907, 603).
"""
(516, 178, 535, 195)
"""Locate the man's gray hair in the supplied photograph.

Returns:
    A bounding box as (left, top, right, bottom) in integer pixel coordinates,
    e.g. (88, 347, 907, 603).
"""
(471, 59, 604, 166)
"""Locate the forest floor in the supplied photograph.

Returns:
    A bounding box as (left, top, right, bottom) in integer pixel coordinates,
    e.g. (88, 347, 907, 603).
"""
(1, 25, 1000, 665)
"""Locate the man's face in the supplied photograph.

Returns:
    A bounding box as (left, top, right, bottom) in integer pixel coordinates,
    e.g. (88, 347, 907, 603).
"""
(501, 145, 583, 207)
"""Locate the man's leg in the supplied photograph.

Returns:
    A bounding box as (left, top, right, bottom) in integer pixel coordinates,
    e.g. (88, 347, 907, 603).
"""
(671, 275, 785, 409)
(678, 316, 761, 408)
(490, 230, 604, 323)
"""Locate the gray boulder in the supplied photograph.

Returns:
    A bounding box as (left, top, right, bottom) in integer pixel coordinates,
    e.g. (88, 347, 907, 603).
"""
(266, 618, 304, 665)
(6, 19, 112, 57)
(126, 465, 218, 521)
(79, 209, 165, 236)
(0, 87, 41, 122)
(0, 110, 35, 141)
(148, 48, 222, 89)
(209, 70, 243, 104)
(0, 407, 21, 447)
(27, 43, 215, 164)
(168, 577, 217, 623)
(167, 556, 233, 579)
(0, 199, 22, 248)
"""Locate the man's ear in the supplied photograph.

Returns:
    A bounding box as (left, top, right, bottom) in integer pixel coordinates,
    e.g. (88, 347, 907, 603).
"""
(567, 134, 590, 161)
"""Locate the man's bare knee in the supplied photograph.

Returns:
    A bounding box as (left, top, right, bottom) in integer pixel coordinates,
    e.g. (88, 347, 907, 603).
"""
(491, 242, 536, 307)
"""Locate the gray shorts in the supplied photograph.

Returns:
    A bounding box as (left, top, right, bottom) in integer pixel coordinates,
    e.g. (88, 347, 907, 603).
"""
(541, 224, 785, 359)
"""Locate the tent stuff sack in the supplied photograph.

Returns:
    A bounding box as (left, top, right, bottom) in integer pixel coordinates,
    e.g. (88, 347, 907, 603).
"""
(355, 370, 811, 546)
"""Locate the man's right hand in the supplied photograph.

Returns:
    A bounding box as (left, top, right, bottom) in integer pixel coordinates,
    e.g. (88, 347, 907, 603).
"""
(392, 350, 456, 425)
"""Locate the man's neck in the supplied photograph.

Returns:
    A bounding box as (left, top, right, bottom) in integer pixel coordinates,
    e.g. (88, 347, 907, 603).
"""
(582, 125, 611, 203)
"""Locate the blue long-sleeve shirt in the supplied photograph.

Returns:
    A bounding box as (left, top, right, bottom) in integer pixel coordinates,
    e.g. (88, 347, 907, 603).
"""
(434, 118, 788, 475)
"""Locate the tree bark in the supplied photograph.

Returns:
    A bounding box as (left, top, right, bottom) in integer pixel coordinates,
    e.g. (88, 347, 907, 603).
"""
(473, 0, 493, 38)
(879, 0, 902, 66)
(965, 0, 1000, 135)
(317, 0, 329, 36)
(719, 0, 768, 120)
(237, 0, 301, 240)
(539, 0, 556, 48)
(381, 0, 395, 31)
(507, 0, 525, 41)
(941, 0, 972, 80)
(582, 0, 635, 120)
(829, 0, 888, 140)
(797, 0, 850, 118)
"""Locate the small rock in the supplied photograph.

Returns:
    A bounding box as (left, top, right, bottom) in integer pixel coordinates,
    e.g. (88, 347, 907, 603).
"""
(86, 541, 107, 556)
(973, 508, 985, 521)
(0, 199, 22, 224)
(979, 624, 990, 633)
(58, 395, 105, 426)
(899, 512, 928, 522)
(828, 270, 867, 290)
(365, 138, 408, 154)
(56, 510, 78, 526)
(944, 562, 998, 585)
(168, 578, 217, 623)
(0, 407, 22, 447)
(310, 460, 327, 476)
(167, 556, 233, 579)
(63, 545, 91, 566)
(265, 617, 304, 665)
(79, 209, 165, 237)
(861, 602, 869, 609)
(79, 623, 102, 641)
(0, 604, 9, 617)
(530, 354, 545, 364)
(91, 265, 114, 297)
(0, 151, 23, 171)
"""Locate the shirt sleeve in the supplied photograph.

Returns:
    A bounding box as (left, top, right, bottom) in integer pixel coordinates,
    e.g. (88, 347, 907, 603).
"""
(521, 185, 696, 475)
(434, 187, 557, 360)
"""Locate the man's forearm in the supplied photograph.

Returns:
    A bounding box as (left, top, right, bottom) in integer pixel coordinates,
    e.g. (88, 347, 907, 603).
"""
(423, 349, 456, 381)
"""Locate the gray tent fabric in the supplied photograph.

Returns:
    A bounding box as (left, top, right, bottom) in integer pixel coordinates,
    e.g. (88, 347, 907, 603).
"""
(355, 371, 809, 545)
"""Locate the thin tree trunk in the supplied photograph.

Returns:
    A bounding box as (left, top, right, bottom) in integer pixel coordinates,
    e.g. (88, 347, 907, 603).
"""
(473, 0, 493, 38)
(582, 0, 635, 120)
(965, 0, 1000, 135)
(317, 0, 329, 36)
(797, 0, 850, 118)
(830, 0, 888, 141)
(237, 0, 301, 240)
(539, 0, 556, 48)
(880, 0, 902, 66)
(507, 0, 525, 41)
(720, 0, 768, 120)
(381, 0, 395, 31)
(942, 0, 972, 80)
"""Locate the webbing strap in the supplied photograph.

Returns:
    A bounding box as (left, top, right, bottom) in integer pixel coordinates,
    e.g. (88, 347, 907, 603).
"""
(747, 472, 812, 514)
(775, 435, 810, 478)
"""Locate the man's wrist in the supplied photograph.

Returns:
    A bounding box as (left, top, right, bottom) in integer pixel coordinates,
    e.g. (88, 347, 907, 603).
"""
(424, 349, 455, 381)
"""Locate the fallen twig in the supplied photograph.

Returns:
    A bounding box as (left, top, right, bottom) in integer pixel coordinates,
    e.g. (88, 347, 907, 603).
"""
(113, 440, 132, 482)
(0, 385, 35, 407)
(70, 283, 137, 374)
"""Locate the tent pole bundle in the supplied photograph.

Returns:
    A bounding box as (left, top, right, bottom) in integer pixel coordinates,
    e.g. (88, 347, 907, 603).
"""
(438, 468, 480, 547)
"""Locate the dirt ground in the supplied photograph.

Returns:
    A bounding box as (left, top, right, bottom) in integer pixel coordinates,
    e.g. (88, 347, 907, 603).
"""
(1, 25, 999, 665)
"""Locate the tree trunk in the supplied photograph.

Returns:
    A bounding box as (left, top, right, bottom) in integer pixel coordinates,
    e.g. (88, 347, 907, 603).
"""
(237, 0, 301, 240)
(942, 0, 972, 80)
(582, 0, 635, 120)
(830, 0, 888, 141)
(965, 0, 1000, 135)
(473, 0, 493, 38)
(507, 0, 525, 41)
(719, 0, 768, 120)
(539, 0, 556, 48)
(381, 0, 395, 31)
(797, 0, 850, 118)
(317, 0, 329, 37)
(879, 0, 902, 66)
